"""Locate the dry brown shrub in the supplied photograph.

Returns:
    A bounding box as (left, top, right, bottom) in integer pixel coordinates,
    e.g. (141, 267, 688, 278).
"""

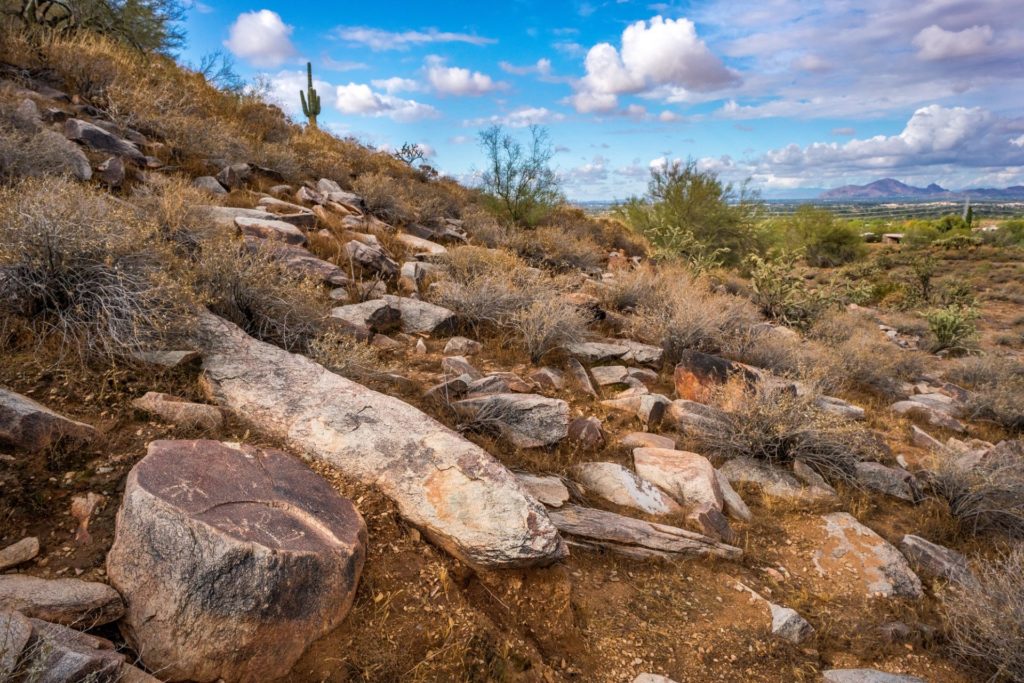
(692, 380, 882, 484)
(459, 204, 509, 247)
(308, 328, 384, 379)
(616, 263, 760, 364)
(946, 356, 1024, 433)
(509, 225, 606, 273)
(943, 547, 1024, 682)
(511, 296, 590, 363)
(352, 172, 415, 225)
(545, 206, 648, 256)
(930, 444, 1024, 538)
(808, 310, 928, 397)
(0, 177, 195, 360)
(192, 237, 327, 351)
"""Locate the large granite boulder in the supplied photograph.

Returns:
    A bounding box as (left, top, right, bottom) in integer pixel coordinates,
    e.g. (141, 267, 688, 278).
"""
(453, 393, 570, 448)
(107, 440, 367, 683)
(193, 312, 564, 568)
(0, 388, 96, 452)
(0, 576, 123, 627)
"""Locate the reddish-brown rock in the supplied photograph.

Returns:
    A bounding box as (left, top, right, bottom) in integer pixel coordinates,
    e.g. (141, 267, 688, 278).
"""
(0, 388, 96, 452)
(107, 440, 367, 683)
(672, 350, 759, 401)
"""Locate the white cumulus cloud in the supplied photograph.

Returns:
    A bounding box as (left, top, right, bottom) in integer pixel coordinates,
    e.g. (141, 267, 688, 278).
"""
(913, 24, 993, 61)
(335, 26, 495, 51)
(426, 57, 505, 96)
(570, 16, 738, 113)
(334, 83, 439, 122)
(464, 106, 565, 128)
(371, 77, 422, 94)
(224, 10, 297, 68)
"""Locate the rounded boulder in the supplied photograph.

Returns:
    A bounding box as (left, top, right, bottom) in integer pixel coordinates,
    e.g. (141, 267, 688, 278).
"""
(107, 440, 366, 683)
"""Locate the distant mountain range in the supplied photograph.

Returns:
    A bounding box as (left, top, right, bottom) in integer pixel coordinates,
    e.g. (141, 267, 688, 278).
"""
(820, 178, 1024, 200)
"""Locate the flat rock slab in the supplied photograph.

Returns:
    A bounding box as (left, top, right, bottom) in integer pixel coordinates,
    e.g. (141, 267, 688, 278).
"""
(454, 393, 569, 448)
(23, 617, 125, 682)
(0, 388, 96, 452)
(235, 216, 307, 245)
(107, 439, 367, 682)
(855, 462, 918, 502)
(244, 238, 350, 286)
(601, 393, 669, 427)
(564, 340, 663, 366)
(63, 118, 144, 163)
(395, 232, 447, 255)
(515, 473, 570, 508)
(718, 457, 835, 502)
(131, 392, 223, 430)
(571, 462, 682, 515)
(0, 575, 123, 628)
(549, 504, 741, 561)
(812, 513, 922, 599)
(633, 448, 723, 511)
(622, 432, 676, 450)
(823, 670, 925, 683)
(193, 312, 564, 568)
(890, 401, 965, 433)
(332, 296, 456, 335)
(899, 534, 973, 585)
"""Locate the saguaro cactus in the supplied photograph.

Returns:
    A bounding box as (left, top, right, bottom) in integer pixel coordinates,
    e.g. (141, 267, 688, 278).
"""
(300, 61, 320, 129)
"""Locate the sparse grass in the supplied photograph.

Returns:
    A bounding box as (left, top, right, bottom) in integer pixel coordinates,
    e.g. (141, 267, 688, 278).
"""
(0, 177, 194, 361)
(946, 356, 1024, 433)
(930, 444, 1024, 538)
(943, 547, 1024, 682)
(692, 381, 884, 484)
(308, 328, 385, 379)
(509, 225, 606, 273)
(511, 296, 590, 363)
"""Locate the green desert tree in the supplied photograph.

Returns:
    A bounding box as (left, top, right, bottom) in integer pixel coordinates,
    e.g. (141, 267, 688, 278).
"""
(478, 124, 562, 227)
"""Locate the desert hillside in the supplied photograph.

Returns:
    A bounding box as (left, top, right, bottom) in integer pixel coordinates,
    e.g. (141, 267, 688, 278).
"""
(1, 10, 1024, 683)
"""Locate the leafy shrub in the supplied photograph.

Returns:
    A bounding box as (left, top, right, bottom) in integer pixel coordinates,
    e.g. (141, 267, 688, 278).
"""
(616, 159, 762, 266)
(943, 548, 1024, 682)
(927, 305, 979, 354)
(692, 382, 882, 484)
(511, 296, 589, 363)
(747, 251, 835, 327)
(478, 124, 562, 226)
(773, 205, 865, 267)
(0, 178, 193, 360)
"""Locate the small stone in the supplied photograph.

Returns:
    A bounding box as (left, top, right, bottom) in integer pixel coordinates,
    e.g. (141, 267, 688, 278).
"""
(769, 603, 814, 643)
(822, 670, 925, 683)
(96, 156, 125, 186)
(193, 176, 227, 194)
(444, 337, 482, 356)
(564, 358, 598, 398)
(70, 493, 104, 545)
(0, 575, 124, 627)
(442, 355, 482, 380)
(515, 473, 570, 508)
(132, 392, 223, 431)
(899, 535, 973, 585)
(0, 537, 39, 571)
(0, 388, 96, 452)
(622, 432, 675, 450)
(530, 367, 564, 391)
(414, 338, 427, 355)
(567, 416, 604, 450)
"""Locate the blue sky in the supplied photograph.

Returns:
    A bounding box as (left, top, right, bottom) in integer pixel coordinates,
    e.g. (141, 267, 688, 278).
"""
(179, 0, 1024, 199)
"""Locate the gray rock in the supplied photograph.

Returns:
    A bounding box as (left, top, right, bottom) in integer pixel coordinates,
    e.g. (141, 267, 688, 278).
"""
(107, 439, 367, 683)
(769, 603, 814, 644)
(0, 575, 124, 627)
(564, 358, 598, 398)
(332, 296, 456, 335)
(95, 155, 125, 187)
(572, 462, 682, 515)
(715, 470, 752, 521)
(0, 388, 96, 452)
(0, 610, 31, 679)
(63, 118, 144, 163)
(601, 393, 670, 428)
(442, 355, 482, 380)
(890, 400, 965, 433)
(814, 513, 922, 599)
(910, 425, 944, 451)
(666, 399, 727, 432)
(465, 375, 510, 397)
(530, 367, 564, 391)
(195, 312, 564, 568)
(215, 162, 251, 188)
(792, 459, 837, 496)
(855, 462, 918, 502)
(395, 232, 447, 256)
(423, 374, 472, 402)
(444, 336, 481, 356)
(130, 349, 200, 369)
(515, 473, 570, 508)
(564, 339, 663, 366)
(899, 535, 973, 585)
(816, 395, 866, 420)
(0, 537, 39, 571)
(131, 392, 222, 430)
(633, 675, 678, 683)
(568, 416, 604, 450)
(192, 175, 227, 194)
(235, 215, 307, 245)
(634, 448, 723, 511)
(36, 129, 92, 180)
(24, 618, 124, 683)
(622, 432, 676, 450)
(591, 365, 629, 386)
(719, 457, 835, 502)
(823, 670, 925, 683)
(453, 393, 569, 448)
(343, 240, 399, 277)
